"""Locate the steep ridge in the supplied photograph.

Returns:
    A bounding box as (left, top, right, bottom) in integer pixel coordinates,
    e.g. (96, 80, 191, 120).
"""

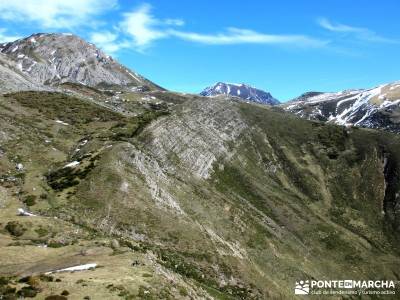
(284, 81, 400, 133)
(0, 33, 161, 92)
(200, 82, 280, 105)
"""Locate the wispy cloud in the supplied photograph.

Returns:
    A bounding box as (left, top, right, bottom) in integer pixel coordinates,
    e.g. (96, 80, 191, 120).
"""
(118, 3, 327, 51)
(119, 3, 168, 48)
(89, 31, 130, 55)
(0, 28, 20, 43)
(0, 0, 117, 29)
(164, 19, 185, 26)
(317, 17, 398, 43)
(169, 27, 326, 47)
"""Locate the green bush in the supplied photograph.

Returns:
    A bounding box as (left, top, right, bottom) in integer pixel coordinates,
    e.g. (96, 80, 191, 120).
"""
(35, 226, 49, 237)
(5, 221, 26, 237)
(23, 195, 37, 206)
(16, 286, 37, 298)
(47, 241, 65, 248)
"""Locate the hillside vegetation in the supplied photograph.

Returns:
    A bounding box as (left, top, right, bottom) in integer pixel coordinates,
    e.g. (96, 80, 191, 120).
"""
(0, 90, 400, 299)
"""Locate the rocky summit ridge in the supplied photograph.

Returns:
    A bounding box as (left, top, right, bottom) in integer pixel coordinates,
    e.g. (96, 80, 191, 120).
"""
(0, 33, 161, 92)
(200, 82, 280, 105)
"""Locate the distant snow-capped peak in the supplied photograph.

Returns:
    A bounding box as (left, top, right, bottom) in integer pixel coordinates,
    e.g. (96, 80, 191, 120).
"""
(200, 82, 280, 105)
(283, 81, 400, 133)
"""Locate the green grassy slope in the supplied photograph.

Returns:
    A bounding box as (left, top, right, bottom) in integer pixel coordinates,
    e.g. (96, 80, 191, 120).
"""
(0, 91, 399, 299)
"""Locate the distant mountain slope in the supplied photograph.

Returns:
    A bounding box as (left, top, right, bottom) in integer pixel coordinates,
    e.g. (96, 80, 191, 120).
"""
(200, 82, 280, 105)
(283, 81, 400, 133)
(0, 33, 161, 92)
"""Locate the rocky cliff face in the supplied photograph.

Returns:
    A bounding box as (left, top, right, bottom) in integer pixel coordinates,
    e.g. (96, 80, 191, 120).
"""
(0, 33, 161, 92)
(200, 82, 280, 105)
(284, 81, 400, 133)
(0, 52, 43, 92)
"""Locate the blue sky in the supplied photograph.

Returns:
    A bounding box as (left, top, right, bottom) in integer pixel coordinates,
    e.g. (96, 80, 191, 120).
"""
(0, 0, 399, 101)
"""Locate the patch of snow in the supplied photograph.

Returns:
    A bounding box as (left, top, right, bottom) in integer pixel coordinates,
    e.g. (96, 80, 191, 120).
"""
(16, 62, 23, 71)
(285, 104, 297, 110)
(381, 99, 400, 108)
(26, 61, 37, 72)
(63, 161, 80, 168)
(55, 120, 69, 126)
(336, 95, 358, 109)
(11, 46, 18, 53)
(18, 208, 36, 217)
(45, 263, 97, 274)
(225, 82, 245, 87)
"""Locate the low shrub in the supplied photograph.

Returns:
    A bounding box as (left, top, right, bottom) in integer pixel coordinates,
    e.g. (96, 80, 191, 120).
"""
(24, 195, 37, 206)
(5, 221, 26, 237)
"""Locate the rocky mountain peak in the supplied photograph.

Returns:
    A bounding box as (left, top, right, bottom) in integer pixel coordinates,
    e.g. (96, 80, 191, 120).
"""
(200, 82, 280, 105)
(0, 32, 160, 91)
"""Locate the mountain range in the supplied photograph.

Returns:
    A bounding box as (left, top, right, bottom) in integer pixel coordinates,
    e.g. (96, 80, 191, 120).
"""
(200, 81, 400, 134)
(0, 33, 400, 299)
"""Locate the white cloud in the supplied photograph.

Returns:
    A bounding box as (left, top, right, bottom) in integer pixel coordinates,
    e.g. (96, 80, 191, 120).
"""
(317, 18, 397, 43)
(0, 28, 20, 43)
(120, 4, 327, 50)
(0, 0, 117, 29)
(89, 31, 130, 55)
(120, 3, 167, 48)
(169, 28, 327, 47)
